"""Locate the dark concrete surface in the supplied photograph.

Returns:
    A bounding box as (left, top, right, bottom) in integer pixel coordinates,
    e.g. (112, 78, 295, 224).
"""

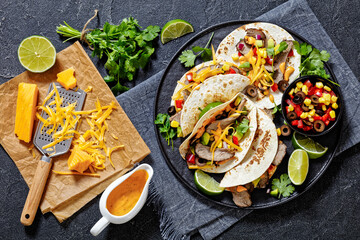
(0, 0, 359, 239)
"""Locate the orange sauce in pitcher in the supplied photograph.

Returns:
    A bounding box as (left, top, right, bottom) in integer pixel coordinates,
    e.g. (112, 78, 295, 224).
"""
(106, 169, 149, 216)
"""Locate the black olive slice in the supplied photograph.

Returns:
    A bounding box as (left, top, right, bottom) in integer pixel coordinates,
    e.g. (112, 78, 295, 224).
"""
(278, 80, 289, 92)
(245, 85, 258, 98)
(303, 119, 313, 126)
(167, 106, 176, 116)
(316, 109, 325, 116)
(280, 125, 291, 136)
(314, 120, 326, 132)
(293, 91, 306, 104)
(286, 111, 297, 121)
(196, 157, 207, 167)
(302, 102, 310, 111)
(310, 95, 319, 104)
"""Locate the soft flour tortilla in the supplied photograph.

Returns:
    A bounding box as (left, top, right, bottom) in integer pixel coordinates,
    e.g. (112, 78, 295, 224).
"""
(180, 74, 250, 137)
(179, 93, 258, 174)
(216, 22, 301, 109)
(220, 109, 278, 188)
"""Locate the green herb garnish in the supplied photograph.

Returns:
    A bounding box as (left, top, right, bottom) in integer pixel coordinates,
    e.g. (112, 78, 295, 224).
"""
(275, 41, 288, 55)
(155, 113, 176, 148)
(56, 17, 160, 95)
(293, 41, 338, 86)
(272, 103, 281, 114)
(178, 32, 214, 67)
(271, 173, 295, 198)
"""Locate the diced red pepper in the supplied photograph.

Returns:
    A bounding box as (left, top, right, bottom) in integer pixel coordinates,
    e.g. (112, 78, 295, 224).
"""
(265, 56, 273, 65)
(230, 102, 235, 108)
(325, 120, 330, 126)
(329, 117, 336, 121)
(313, 116, 322, 121)
(303, 126, 312, 131)
(286, 106, 290, 113)
(288, 49, 294, 57)
(304, 80, 312, 88)
(308, 86, 316, 96)
(233, 136, 239, 145)
(297, 120, 304, 129)
(326, 107, 332, 115)
(271, 83, 278, 92)
(330, 91, 336, 97)
(286, 99, 293, 106)
(186, 72, 193, 82)
(175, 99, 184, 109)
(295, 108, 303, 118)
(238, 52, 242, 57)
(186, 153, 196, 164)
(229, 68, 236, 74)
(253, 47, 257, 56)
(322, 114, 329, 122)
(291, 120, 298, 126)
(314, 88, 323, 97)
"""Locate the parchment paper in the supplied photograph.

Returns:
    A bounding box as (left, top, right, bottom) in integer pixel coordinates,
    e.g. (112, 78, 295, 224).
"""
(0, 41, 150, 222)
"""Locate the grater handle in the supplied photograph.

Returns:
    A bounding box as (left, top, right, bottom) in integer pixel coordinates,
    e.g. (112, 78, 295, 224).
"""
(20, 156, 52, 226)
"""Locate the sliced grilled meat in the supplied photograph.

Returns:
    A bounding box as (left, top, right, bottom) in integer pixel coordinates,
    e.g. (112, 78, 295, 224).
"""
(258, 171, 269, 189)
(272, 140, 287, 166)
(195, 143, 235, 161)
(264, 64, 275, 73)
(169, 111, 181, 123)
(236, 39, 252, 56)
(232, 190, 252, 207)
(245, 28, 266, 47)
(273, 40, 293, 69)
(244, 182, 254, 193)
(206, 117, 237, 134)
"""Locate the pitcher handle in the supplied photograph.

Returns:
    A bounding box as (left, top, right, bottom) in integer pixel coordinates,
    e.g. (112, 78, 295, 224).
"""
(90, 217, 110, 236)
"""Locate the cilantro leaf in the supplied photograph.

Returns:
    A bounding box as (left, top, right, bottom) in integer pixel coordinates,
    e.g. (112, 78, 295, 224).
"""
(271, 174, 295, 198)
(236, 118, 250, 134)
(155, 113, 177, 148)
(178, 32, 214, 67)
(178, 50, 197, 67)
(111, 81, 129, 95)
(275, 41, 288, 55)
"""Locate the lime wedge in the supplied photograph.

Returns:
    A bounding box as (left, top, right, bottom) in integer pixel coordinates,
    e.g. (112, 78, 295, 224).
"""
(292, 132, 328, 159)
(161, 19, 194, 44)
(194, 170, 224, 196)
(288, 149, 309, 185)
(18, 35, 56, 73)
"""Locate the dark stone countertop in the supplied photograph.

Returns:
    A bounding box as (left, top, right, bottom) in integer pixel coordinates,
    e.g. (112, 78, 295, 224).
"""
(0, 0, 359, 239)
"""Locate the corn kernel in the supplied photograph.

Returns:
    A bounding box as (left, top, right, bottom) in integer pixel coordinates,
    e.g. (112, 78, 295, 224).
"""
(294, 87, 300, 93)
(316, 82, 323, 88)
(332, 103, 338, 109)
(319, 97, 325, 103)
(296, 82, 303, 89)
(222, 62, 230, 71)
(331, 96, 338, 103)
(324, 86, 331, 92)
(289, 88, 294, 96)
(288, 105, 294, 111)
(308, 104, 314, 110)
(261, 59, 266, 65)
(171, 120, 179, 128)
(302, 85, 308, 95)
(309, 109, 315, 116)
(231, 53, 239, 61)
(322, 105, 327, 111)
(276, 128, 281, 136)
(309, 117, 314, 122)
(324, 93, 331, 101)
(325, 100, 331, 106)
(304, 98, 312, 106)
(300, 112, 308, 119)
(217, 141, 223, 148)
(263, 90, 269, 96)
(239, 56, 246, 61)
(330, 110, 336, 119)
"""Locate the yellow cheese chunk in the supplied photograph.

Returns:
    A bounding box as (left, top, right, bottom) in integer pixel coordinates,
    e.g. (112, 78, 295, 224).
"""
(14, 83, 39, 143)
(57, 67, 77, 90)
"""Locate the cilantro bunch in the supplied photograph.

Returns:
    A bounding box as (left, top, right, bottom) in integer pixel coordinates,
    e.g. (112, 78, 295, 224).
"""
(271, 174, 295, 198)
(178, 32, 214, 67)
(57, 17, 160, 95)
(154, 113, 176, 148)
(293, 41, 337, 85)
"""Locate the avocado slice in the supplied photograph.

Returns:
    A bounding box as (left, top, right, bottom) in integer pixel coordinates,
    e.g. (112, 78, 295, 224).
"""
(201, 132, 211, 146)
(199, 102, 223, 119)
(270, 188, 279, 197)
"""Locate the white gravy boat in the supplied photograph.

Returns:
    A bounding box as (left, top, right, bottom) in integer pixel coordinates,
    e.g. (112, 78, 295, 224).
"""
(90, 164, 153, 236)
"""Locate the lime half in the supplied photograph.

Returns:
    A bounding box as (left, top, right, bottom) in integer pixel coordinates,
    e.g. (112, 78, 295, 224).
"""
(292, 132, 328, 159)
(194, 170, 224, 196)
(161, 19, 194, 44)
(288, 149, 309, 185)
(18, 35, 56, 73)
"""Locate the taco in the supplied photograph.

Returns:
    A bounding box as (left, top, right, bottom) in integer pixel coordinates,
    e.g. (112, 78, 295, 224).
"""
(170, 73, 250, 137)
(216, 22, 301, 109)
(179, 93, 257, 173)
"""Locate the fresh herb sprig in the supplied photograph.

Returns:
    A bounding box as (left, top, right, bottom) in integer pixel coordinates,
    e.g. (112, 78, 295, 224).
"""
(293, 41, 338, 86)
(155, 113, 176, 148)
(57, 17, 160, 95)
(271, 173, 295, 198)
(178, 32, 214, 67)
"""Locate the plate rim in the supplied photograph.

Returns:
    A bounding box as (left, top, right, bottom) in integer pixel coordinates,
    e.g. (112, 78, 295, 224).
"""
(153, 20, 342, 209)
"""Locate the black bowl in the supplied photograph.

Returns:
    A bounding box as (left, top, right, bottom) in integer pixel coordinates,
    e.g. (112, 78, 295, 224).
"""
(281, 75, 343, 137)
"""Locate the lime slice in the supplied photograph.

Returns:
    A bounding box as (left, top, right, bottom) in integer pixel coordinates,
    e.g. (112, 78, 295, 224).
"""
(161, 19, 194, 44)
(288, 149, 309, 185)
(18, 35, 56, 73)
(292, 132, 328, 159)
(194, 170, 224, 196)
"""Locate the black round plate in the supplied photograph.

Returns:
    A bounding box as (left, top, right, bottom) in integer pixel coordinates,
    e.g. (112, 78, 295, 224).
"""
(154, 20, 341, 209)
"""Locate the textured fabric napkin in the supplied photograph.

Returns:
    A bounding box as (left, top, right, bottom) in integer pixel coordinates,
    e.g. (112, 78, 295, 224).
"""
(116, 0, 360, 239)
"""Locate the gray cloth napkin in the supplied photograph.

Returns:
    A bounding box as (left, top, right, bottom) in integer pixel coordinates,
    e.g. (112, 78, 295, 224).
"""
(116, 0, 360, 239)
